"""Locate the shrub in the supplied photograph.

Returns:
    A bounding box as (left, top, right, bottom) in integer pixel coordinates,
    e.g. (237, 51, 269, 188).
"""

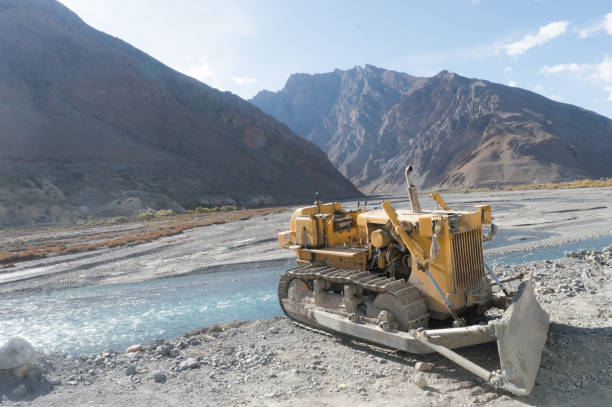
(154, 209, 175, 218)
(195, 207, 216, 214)
(137, 211, 155, 220)
(108, 216, 129, 224)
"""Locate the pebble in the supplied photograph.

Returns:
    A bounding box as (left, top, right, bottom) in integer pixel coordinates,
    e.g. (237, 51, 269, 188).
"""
(415, 362, 434, 371)
(157, 344, 172, 356)
(152, 370, 167, 383)
(414, 373, 428, 389)
(126, 344, 143, 353)
(179, 358, 199, 370)
(149, 339, 164, 349)
(124, 364, 137, 376)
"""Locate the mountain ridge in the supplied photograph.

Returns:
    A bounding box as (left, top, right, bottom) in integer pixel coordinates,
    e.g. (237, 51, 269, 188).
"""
(252, 65, 612, 193)
(0, 0, 361, 226)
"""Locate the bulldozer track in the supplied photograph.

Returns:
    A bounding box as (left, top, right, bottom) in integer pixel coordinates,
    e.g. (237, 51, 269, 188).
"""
(278, 265, 429, 331)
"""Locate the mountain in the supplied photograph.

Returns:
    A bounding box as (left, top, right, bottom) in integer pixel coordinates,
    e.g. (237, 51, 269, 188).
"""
(252, 65, 612, 193)
(0, 0, 360, 226)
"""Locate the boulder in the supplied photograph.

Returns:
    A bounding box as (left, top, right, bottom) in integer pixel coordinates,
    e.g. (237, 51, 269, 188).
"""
(0, 337, 36, 370)
(10, 383, 28, 399)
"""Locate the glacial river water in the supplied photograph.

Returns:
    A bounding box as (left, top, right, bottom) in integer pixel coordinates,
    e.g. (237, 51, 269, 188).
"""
(0, 235, 610, 355)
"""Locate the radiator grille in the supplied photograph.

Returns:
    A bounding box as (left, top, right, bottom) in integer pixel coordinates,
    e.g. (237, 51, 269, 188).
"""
(450, 228, 485, 292)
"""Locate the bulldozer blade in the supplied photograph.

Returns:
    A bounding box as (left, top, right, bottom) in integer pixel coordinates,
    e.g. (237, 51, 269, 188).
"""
(491, 271, 550, 395)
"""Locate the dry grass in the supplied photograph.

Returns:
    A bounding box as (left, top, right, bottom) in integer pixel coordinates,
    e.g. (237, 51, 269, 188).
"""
(502, 177, 612, 191)
(464, 177, 612, 193)
(0, 207, 285, 266)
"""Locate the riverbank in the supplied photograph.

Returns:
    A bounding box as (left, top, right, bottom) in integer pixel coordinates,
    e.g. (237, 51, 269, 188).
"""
(0, 188, 611, 405)
(1, 252, 610, 406)
(1, 188, 611, 297)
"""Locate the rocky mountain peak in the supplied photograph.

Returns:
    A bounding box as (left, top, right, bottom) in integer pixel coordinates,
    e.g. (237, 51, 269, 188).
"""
(252, 67, 612, 193)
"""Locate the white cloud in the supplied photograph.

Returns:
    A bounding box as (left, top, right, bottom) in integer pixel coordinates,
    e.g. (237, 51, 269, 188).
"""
(540, 63, 584, 75)
(594, 58, 612, 82)
(534, 84, 544, 92)
(507, 81, 518, 87)
(577, 12, 612, 38)
(540, 57, 612, 82)
(578, 24, 602, 39)
(504, 21, 569, 56)
(540, 57, 612, 103)
(232, 76, 257, 85)
(185, 58, 217, 86)
(503, 66, 512, 73)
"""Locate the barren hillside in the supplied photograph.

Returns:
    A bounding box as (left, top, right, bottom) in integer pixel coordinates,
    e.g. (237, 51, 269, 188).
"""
(0, 0, 360, 226)
(252, 65, 612, 193)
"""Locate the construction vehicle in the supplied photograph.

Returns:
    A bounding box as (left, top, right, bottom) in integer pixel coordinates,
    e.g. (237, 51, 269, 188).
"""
(277, 166, 549, 395)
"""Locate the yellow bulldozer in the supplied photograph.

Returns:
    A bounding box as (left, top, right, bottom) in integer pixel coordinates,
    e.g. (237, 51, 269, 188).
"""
(277, 166, 549, 395)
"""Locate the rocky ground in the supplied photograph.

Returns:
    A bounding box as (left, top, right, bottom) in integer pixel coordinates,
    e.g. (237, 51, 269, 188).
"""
(2, 187, 611, 296)
(1, 247, 610, 406)
(1, 188, 611, 405)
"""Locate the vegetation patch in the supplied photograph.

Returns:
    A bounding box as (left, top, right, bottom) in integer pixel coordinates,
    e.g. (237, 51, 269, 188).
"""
(192, 205, 239, 214)
(154, 209, 175, 218)
(107, 216, 129, 224)
(137, 211, 155, 220)
(502, 178, 612, 190)
(0, 207, 286, 266)
(464, 177, 612, 193)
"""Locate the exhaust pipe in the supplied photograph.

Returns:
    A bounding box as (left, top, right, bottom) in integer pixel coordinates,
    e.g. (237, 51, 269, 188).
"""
(405, 166, 421, 213)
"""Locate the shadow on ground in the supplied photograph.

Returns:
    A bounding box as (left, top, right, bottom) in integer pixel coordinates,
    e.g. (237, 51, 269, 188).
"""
(0, 365, 54, 403)
(339, 322, 610, 406)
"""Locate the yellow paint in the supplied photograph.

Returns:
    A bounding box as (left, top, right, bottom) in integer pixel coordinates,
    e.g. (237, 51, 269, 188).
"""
(371, 229, 390, 248)
(430, 192, 450, 210)
(278, 196, 491, 319)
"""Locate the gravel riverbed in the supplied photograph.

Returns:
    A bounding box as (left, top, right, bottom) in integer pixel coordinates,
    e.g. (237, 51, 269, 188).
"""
(1, 188, 611, 405)
(1, 248, 610, 406)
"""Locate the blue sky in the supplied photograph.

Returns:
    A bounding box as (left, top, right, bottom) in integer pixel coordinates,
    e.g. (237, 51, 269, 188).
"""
(59, 0, 612, 118)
